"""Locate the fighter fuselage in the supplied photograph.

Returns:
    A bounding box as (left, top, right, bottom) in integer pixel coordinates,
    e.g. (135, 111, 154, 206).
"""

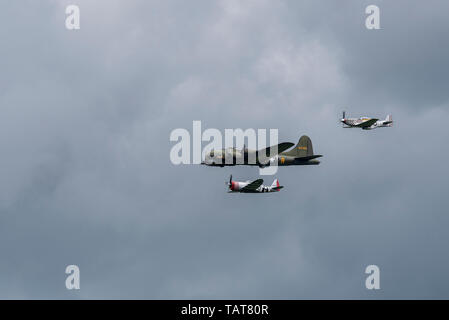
(228, 179, 283, 193)
(341, 113, 393, 130)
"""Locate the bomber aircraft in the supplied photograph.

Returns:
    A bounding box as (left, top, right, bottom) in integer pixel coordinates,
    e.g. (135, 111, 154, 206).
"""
(341, 111, 393, 130)
(226, 175, 283, 193)
(202, 135, 322, 167)
(201, 142, 294, 168)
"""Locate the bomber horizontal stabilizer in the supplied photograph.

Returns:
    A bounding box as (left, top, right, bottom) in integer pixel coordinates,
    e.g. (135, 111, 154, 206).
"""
(295, 155, 322, 161)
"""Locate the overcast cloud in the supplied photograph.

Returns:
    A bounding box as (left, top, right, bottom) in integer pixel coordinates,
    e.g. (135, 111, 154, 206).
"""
(0, 0, 449, 299)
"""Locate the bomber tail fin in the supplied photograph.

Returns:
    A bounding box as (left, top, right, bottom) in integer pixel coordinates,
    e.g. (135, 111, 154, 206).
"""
(281, 135, 317, 158)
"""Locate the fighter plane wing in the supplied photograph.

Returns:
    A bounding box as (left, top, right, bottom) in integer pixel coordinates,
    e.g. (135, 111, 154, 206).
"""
(258, 142, 295, 159)
(356, 118, 378, 128)
(240, 179, 264, 192)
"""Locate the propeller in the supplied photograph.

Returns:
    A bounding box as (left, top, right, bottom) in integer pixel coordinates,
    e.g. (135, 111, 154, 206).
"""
(225, 175, 232, 189)
(341, 110, 346, 127)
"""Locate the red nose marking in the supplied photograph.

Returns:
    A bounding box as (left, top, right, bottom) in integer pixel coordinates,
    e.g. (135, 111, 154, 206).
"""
(231, 181, 236, 190)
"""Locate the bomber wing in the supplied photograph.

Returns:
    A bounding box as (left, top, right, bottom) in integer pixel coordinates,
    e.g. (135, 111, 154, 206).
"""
(257, 142, 294, 160)
(240, 179, 264, 192)
(356, 118, 378, 128)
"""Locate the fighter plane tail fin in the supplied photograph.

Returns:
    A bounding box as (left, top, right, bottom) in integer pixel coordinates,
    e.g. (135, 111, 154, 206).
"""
(385, 114, 393, 126)
(282, 135, 314, 158)
(271, 179, 283, 191)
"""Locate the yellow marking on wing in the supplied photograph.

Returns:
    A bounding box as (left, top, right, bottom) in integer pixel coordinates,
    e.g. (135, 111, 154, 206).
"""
(298, 147, 307, 150)
(280, 157, 285, 164)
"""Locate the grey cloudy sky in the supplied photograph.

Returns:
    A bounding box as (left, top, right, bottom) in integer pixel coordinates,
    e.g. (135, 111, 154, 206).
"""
(1, 0, 449, 299)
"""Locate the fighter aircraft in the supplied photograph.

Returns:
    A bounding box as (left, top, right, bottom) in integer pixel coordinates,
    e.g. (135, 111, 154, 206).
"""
(202, 136, 322, 167)
(340, 111, 393, 130)
(226, 175, 283, 193)
(201, 142, 294, 167)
